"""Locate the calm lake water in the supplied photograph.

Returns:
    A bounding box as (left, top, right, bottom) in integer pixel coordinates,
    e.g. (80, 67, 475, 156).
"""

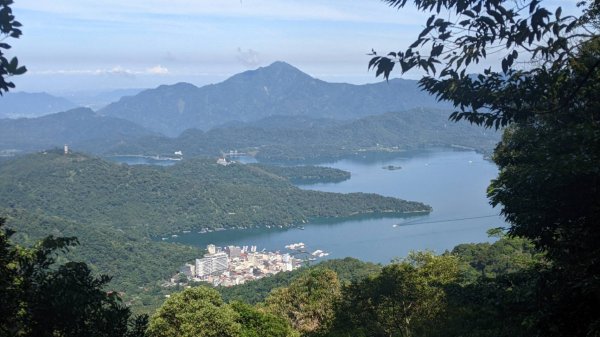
(163, 149, 503, 264)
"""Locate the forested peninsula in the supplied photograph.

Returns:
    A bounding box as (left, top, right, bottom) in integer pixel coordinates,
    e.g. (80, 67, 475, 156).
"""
(0, 151, 428, 234)
(0, 151, 429, 310)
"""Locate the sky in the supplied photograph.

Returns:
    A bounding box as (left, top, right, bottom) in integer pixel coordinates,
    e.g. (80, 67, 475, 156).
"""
(6, 0, 580, 93)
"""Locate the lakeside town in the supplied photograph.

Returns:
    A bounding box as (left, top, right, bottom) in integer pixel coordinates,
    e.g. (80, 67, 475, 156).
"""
(171, 243, 329, 287)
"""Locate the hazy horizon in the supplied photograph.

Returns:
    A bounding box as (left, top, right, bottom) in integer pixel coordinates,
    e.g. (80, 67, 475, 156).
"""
(8, 0, 577, 93)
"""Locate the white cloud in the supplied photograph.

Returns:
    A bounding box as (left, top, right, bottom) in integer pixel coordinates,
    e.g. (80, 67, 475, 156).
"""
(102, 66, 136, 77)
(146, 65, 169, 75)
(33, 65, 169, 77)
(236, 48, 261, 68)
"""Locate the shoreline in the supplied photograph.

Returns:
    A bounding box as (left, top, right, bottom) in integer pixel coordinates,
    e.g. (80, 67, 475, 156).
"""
(155, 209, 432, 240)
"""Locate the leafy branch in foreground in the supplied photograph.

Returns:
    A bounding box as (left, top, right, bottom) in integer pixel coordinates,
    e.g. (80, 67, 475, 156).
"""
(369, 1, 600, 335)
(0, 218, 147, 337)
(0, 0, 26, 94)
(369, 0, 599, 128)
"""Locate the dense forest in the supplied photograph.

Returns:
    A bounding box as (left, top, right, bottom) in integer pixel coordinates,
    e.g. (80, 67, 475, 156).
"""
(0, 151, 428, 235)
(248, 164, 351, 185)
(0, 151, 428, 313)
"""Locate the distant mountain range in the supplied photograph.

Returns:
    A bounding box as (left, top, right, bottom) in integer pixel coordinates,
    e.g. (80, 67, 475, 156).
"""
(0, 107, 157, 154)
(0, 62, 497, 159)
(110, 109, 499, 162)
(61, 88, 145, 110)
(0, 106, 498, 160)
(99, 61, 450, 136)
(0, 88, 146, 119)
(0, 92, 77, 118)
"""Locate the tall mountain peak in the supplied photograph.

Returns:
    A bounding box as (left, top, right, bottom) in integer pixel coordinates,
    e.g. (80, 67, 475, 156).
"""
(226, 61, 314, 84)
(99, 61, 449, 136)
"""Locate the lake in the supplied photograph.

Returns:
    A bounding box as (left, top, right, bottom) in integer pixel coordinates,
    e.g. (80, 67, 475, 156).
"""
(166, 148, 504, 264)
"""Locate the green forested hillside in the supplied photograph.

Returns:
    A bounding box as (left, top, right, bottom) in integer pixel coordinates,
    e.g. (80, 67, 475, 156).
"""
(110, 109, 499, 162)
(0, 151, 428, 312)
(0, 151, 428, 235)
(249, 164, 351, 184)
(2, 208, 200, 305)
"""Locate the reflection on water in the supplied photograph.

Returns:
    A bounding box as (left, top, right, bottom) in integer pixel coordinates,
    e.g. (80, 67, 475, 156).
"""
(168, 148, 503, 264)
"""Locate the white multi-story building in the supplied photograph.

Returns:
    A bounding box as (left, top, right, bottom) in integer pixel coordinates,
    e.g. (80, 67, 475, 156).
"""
(195, 252, 229, 277)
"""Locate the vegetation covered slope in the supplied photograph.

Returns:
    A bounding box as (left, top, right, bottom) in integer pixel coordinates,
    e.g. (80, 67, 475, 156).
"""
(0, 151, 429, 236)
(0, 151, 428, 312)
(110, 109, 499, 162)
(249, 164, 351, 184)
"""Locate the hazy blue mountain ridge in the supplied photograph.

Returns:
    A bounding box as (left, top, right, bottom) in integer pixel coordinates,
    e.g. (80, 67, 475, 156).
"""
(0, 107, 158, 153)
(61, 88, 146, 110)
(109, 109, 499, 162)
(0, 92, 77, 118)
(99, 61, 449, 136)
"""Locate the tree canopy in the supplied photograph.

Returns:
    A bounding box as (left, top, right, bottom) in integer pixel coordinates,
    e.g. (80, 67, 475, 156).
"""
(369, 0, 599, 128)
(263, 268, 342, 336)
(0, 0, 26, 94)
(0, 218, 147, 337)
(369, 0, 600, 335)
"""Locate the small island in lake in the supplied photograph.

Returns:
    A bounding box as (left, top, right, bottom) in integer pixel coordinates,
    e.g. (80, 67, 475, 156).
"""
(382, 165, 402, 171)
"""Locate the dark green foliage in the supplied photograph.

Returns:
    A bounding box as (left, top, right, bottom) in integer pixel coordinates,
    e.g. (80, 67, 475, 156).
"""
(335, 253, 459, 337)
(2, 208, 200, 313)
(0, 0, 26, 94)
(327, 238, 545, 337)
(263, 268, 342, 335)
(435, 269, 541, 337)
(487, 71, 600, 335)
(147, 286, 241, 337)
(0, 218, 147, 337)
(220, 268, 305, 305)
(0, 152, 428, 235)
(369, 1, 600, 335)
(249, 164, 351, 184)
(369, 0, 598, 128)
(230, 301, 299, 337)
(452, 234, 543, 280)
(317, 258, 382, 284)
